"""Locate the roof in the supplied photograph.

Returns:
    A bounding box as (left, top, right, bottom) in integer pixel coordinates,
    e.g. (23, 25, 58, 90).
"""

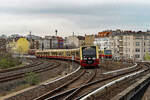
(77, 36, 85, 40)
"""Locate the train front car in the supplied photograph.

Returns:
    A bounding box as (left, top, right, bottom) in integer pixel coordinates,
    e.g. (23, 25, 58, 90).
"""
(80, 46, 99, 68)
(104, 50, 112, 59)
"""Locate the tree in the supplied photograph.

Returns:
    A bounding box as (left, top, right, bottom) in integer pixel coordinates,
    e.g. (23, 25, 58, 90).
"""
(144, 52, 150, 60)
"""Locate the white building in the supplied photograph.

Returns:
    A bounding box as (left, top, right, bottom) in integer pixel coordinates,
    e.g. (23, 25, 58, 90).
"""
(38, 38, 50, 49)
(94, 36, 110, 50)
(109, 30, 150, 61)
(66, 36, 80, 48)
(0, 34, 7, 39)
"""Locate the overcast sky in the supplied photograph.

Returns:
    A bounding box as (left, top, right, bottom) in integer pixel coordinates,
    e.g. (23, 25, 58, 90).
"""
(0, 0, 150, 37)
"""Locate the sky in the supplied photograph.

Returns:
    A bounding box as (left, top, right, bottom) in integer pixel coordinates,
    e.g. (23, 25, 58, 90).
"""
(0, 0, 150, 37)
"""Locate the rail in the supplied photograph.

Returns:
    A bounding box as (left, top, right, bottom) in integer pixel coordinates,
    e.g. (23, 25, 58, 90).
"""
(80, 70, 145, 100)
(102, 63, 137, 75)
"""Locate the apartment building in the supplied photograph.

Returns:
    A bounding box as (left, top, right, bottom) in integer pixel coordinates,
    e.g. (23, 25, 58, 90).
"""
(85, 35, 95, 46)
(65, 36, 85, 48)
(94, 35, 110, 50)
(94, 31, 112, 50)
(109, 30, 150, 60)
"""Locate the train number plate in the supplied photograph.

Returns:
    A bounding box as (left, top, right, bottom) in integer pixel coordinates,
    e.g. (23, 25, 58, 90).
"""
(88, 61, 92, 64)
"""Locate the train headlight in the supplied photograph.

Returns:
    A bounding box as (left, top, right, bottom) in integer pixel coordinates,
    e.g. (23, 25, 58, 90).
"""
(92, 57, 96, 60)
(84, 57, 87, 60)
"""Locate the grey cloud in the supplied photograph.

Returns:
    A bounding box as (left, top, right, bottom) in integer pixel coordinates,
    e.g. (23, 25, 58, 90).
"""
(0, 1, 150, 34)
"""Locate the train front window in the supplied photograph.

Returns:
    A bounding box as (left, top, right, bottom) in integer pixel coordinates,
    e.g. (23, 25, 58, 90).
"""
(82, 46, 96, 57)
(104, 50, 111, 55)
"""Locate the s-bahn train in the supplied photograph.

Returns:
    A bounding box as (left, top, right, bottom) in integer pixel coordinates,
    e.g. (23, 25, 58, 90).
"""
(35, 45, 99, 67)
(28, 49, 36, 55)
(99, 49, 112, 60)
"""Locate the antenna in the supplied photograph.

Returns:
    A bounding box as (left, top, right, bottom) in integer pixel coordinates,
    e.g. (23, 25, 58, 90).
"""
(29, 31, 32, 40)
(55, 29, 58, 36)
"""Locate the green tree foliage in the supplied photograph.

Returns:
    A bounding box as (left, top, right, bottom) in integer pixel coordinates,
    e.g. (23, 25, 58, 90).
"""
(144, 52, 150, 60)
(0, 54, 21, 69)
(25, 72, 39, 85)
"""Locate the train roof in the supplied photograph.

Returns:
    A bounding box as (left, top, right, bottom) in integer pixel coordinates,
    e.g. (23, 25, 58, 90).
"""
(35, 48, 79, 52)
(80, 45, 97, 47)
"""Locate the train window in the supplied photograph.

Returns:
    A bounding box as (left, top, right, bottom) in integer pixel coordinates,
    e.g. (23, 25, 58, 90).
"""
(76, 51, 79, 57)
(66, 51, 71, 56)
(51, 52, 57, 56)
(49, 52, 51, 56)
(71, 51, 75, 56)
(104, 50, 112, 55)
(44, 52, 48, 55)
(82, 46, 96, 57)
(46, 52, 49, 55)
(58, 52, 63, 56)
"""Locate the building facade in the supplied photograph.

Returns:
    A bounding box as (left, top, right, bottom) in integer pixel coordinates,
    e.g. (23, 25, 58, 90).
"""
(94, 31, 111, 50)
(38, 36, 64, 49)
(85, 35, 95, 46)
(109, 30, 150, 60)
(66, 36, 80, 48)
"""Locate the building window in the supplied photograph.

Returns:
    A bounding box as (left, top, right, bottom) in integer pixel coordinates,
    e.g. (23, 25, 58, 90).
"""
(149, 42, 150, 46)
(135, 36, 141, 40)
(136, 42, 140, 46)
(135, 54, 140, 58)
(124, 42, 127, 46)
(135, 48, 140, 52)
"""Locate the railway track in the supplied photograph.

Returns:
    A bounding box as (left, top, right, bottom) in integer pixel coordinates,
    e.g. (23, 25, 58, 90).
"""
(32, 63, 143, 100)
(37, 62, 146, 100)
(0, 59, 61, 83)
(0, 58, 42, 73)
(34, 69, 97, 100)
(1, 61, 143, 100)
(109, 62, 150, 100)
(80, 62, 150, 100)
(0, 59, 81, 100)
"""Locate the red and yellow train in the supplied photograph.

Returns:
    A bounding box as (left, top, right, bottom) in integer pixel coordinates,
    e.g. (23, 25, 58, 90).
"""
(99, 49, 112, 60)
(28, 49, 36, 55)
(35, 45, 99, 67)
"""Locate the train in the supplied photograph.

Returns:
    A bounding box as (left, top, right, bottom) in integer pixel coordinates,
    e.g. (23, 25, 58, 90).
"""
(28, 49, 36, 55)
(35, 45, 99, 67)
(99, 49, 112, 60)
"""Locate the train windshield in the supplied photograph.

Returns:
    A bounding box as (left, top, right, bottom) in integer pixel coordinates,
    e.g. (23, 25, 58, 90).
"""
(82, 46, 96, 57)
(104, 50, 111, 55)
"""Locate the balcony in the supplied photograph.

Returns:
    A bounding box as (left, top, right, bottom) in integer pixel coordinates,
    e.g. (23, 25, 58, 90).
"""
(119, 45, 123, 47)
(119, 51, 123, 54)
(117, 45, 123, 48)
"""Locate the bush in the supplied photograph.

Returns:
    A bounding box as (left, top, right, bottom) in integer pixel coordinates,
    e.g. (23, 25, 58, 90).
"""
(25, 72, 39, 85)
(0, 54, 21, 69)
(0, 58, 9, 69)
(144, 52, 150, 61)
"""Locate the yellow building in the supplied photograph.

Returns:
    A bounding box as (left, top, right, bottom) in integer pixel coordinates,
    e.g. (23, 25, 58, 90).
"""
(85, 35, 95, 45)
(15, 38, 30, 54)
(7, 38, 30, 54)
